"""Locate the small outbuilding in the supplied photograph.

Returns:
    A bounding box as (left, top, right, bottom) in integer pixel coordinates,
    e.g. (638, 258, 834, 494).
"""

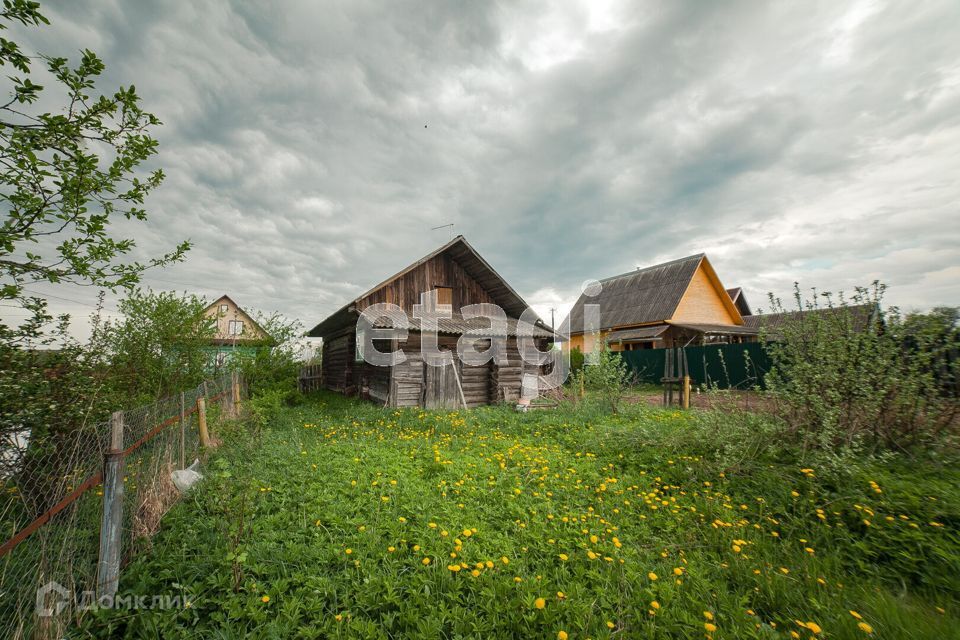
(307, 236, 553, 408)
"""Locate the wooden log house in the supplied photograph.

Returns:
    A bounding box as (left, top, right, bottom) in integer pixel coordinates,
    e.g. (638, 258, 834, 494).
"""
(307, 236, 553, 408)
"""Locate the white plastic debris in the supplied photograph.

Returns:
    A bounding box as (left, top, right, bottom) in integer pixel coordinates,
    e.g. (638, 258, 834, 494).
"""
(171, 459, 203, 492)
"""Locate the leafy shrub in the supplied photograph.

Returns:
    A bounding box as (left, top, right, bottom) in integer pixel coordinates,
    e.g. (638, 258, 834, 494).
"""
(574, 342, 635, 414)
(247, 388, 289, 431)
(764, 283, 959, 453)
(568, 346, 585, 374)
(226, 312, 304, 399)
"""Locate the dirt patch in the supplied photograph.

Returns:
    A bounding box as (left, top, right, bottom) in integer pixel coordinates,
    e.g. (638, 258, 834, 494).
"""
(625, 389, 778, 412)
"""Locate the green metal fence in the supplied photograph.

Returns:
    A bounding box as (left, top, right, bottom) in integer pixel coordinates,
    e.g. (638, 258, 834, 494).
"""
(619, 342, 773, 390)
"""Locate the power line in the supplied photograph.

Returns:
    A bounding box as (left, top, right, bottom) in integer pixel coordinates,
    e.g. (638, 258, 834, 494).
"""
(20, 289, 121, 312)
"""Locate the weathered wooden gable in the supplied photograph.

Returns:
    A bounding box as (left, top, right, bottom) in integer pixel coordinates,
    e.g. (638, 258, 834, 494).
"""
(356, 252, 501, 314)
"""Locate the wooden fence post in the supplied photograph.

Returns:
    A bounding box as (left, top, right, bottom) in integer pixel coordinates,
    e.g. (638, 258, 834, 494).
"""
(197, 396, 209, 449)
(179, 391, 186, 468)
(682, 375, 691, 409)
(97, 411, 125, 599)
(232, 371, 241, 409)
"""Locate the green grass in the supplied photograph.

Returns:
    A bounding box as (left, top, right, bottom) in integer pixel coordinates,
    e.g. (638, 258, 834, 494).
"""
(77, 392, 959, 639)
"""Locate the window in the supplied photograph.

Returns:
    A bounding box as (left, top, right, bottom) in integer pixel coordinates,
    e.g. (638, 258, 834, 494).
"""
(228, 320, 244, 336)
(435, 286, 452, 306)
(219, 304, 228, 313)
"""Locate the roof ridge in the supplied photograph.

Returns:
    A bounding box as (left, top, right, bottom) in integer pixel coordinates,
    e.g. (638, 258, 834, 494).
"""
(597, 253, 705, 285)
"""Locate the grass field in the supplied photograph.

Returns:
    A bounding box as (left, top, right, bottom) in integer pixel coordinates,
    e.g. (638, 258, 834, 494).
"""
(80, 392, 959, 639)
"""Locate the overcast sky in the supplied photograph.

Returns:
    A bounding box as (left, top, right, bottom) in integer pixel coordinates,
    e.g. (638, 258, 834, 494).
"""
(3, 0, 959, 342)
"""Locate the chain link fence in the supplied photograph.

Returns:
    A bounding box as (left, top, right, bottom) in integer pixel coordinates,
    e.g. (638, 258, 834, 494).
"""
(0, 372, 244, 639)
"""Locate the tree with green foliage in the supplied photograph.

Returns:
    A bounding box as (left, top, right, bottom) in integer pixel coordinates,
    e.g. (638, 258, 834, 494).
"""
(94, 289, 214, 402)
(0, 0, 188, 303)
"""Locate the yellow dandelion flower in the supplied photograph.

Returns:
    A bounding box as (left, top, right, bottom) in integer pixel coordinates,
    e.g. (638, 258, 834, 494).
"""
(648, 572, 658, 581)
(261, 595, 270, 603)
(704, 623, 717, 633)
(558, 632, 568, 640)
(858, 622, 874, 634)
(421, 557, 431, 565)
(704, 611, 714, 621)
(534, 597, 546, 609)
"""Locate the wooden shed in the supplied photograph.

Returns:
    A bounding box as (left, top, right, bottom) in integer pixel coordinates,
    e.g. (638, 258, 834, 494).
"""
(307, 236, 553, 408)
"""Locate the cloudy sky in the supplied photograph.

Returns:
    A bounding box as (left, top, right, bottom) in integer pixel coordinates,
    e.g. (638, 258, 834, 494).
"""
(4, 0, 959, 342)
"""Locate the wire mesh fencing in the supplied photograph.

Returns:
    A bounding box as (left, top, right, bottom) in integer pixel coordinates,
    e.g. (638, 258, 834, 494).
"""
(0, 372, 244, 639)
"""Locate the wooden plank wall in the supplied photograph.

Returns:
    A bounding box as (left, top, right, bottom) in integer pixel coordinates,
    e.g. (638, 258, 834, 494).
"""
(391, 332, 424, 408)
(321, 333, 352, 392)
(356, 253, 499, 313)
(298, 364, 323, 393)
(670, 264, 738, 325)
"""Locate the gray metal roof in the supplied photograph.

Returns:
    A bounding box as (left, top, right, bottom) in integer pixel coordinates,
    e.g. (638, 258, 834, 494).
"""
(668, 322, 759, 336)
(743, 304, 878, 337)
(563, 254, 704, 334)
(726, 287, 753, 316)
(605, 325, 670, 342)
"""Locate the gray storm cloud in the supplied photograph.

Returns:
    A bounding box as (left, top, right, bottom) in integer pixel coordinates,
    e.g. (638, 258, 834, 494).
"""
(3, 0, 958, 338)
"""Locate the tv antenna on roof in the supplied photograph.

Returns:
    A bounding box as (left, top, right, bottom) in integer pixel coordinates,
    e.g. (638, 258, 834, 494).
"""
(431, 223, 455, 239)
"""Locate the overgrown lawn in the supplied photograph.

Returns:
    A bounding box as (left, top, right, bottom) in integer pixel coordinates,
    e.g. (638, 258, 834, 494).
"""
(79, 393, 958, 639)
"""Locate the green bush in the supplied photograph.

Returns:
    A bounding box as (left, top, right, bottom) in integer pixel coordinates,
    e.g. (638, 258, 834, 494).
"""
(765, 283, 959, 453)
(574, 342, 635, 414)
(226, 312, 304, 399)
